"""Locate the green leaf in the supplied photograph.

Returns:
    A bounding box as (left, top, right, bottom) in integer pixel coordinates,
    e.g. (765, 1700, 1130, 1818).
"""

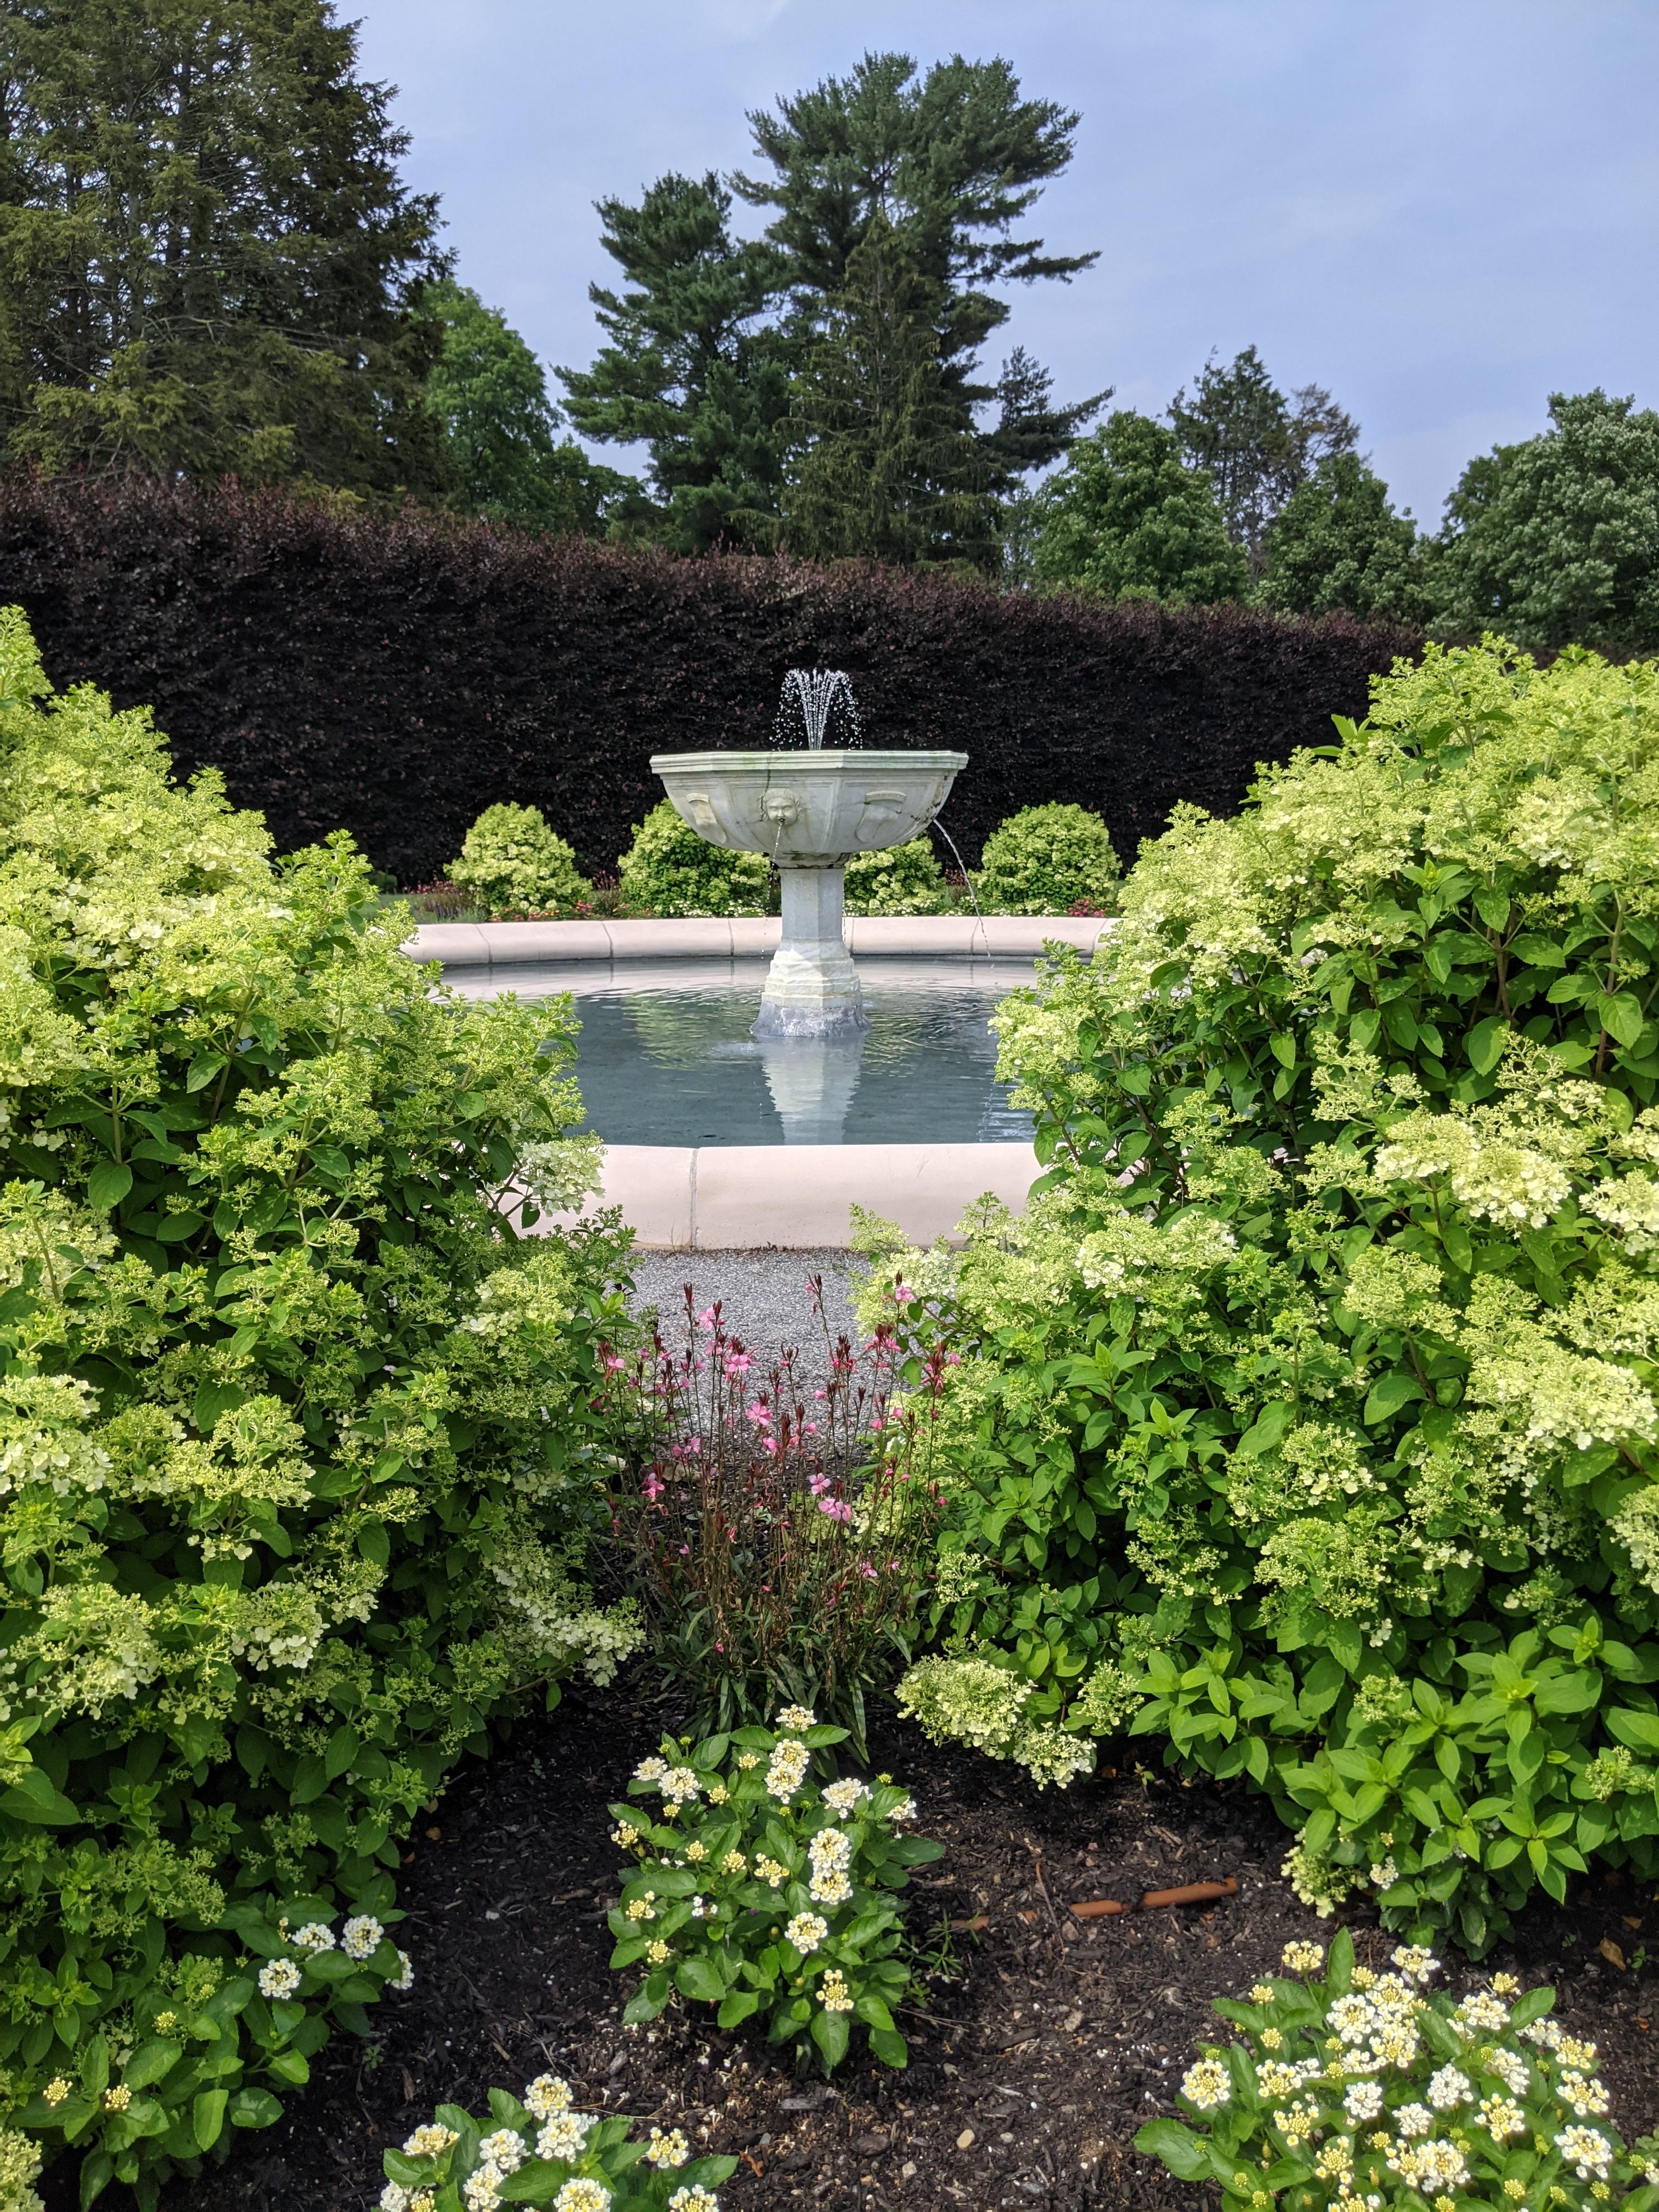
(228, 2087, 283, 2130)
(1465, 1015, 1509, 1075)
(86, 1160, 133, 1211)
(674, 1955, 727, 2005)
(193, 2090, 228, 2152)
(867, 2025, 908, 2068)
(1363, 1370, 1425, 1426)
(122, 2040, 183, 2091)
(1134, 2118, 1209, 2179)
(1606, 1706, 1659, 1752)
(1472, 886, 1510, 930)
(810, 2006, 850, 2070)
(1599, 990, 1645, 1048)
(0, 1767, 80, 1824)
(716, 1990, 762, 2029)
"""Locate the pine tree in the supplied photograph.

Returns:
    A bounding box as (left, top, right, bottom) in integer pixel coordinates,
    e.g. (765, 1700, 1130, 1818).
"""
(1259, 453, 1429, 621)
(1170, 346, 1358, 574)
(1031, 410, 1249, 605)
(1432, 390, 1659, 652)
(422, 280, 636, 534)
(782, 215, 996, 567)
(0, 0, 446, 490)
(555, 172, 792, 552)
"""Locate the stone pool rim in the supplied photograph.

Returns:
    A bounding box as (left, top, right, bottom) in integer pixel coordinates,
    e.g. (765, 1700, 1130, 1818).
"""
(405, 913, 1109, 967)
(411, 913, 1105, 1248)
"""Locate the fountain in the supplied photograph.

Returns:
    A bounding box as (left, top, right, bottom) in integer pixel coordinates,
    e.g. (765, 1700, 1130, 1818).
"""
(650, 672, 966, 1040)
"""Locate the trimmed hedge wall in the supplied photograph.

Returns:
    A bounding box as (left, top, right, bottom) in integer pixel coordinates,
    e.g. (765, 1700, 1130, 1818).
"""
(0, 472, 1423, 881)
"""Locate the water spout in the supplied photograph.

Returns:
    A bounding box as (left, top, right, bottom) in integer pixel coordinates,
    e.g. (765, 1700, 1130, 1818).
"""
(774, 668, 861, 751)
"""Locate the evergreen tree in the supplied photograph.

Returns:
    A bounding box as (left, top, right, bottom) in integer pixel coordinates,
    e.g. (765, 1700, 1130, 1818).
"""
(1432, 390, 1659, 653)
(422, 279, 636, 534)
(1031, 409, 1249, 605)
(782, 215, 996, 567)
(1170, 345, 1358, 573)
(555, 172, 792, 552)
(1259, 452, 1429, 621)
(0, 0, 447, 490)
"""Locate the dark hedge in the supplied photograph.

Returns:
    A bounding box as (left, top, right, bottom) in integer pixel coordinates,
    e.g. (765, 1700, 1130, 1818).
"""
(0, 472, 1424, 881)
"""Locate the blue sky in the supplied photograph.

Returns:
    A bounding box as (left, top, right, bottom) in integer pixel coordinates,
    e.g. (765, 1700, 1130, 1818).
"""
(354, 0, 1657, 523)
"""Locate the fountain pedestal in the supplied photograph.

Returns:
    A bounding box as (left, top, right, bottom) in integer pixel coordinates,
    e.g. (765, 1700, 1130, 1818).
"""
(754, 865, 863, 1037)
(648, 748, 968, 1042)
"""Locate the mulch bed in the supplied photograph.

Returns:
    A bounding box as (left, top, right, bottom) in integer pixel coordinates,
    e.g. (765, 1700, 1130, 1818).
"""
(74, 1675, 1659, 2212)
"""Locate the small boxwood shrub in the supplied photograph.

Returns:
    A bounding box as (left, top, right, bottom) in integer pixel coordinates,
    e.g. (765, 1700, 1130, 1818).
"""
(448, 801, 591, 918)
(974, 802, 1121, 914)
(843, 837, 948, 916)
(616, 800, 770, 918)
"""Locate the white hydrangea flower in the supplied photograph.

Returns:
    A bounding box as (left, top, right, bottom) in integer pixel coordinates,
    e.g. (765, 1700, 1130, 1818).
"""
(776, 1705, 816, 1732)
(290, 1921, 336, 1954)
(766, 1740, 810, 1801)
(820, 1780, 866, 1817)
(645, 2127, 690, 2169)
(1344, 2081, 1384, 2123)
(1555, 2127, 1614, 2181)
(403, 2124, 459, 2157)
(392, 1950, 415, 1991)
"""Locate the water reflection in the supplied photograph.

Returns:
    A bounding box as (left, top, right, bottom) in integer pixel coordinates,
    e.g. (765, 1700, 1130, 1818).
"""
(755, 1032, 866, 1143)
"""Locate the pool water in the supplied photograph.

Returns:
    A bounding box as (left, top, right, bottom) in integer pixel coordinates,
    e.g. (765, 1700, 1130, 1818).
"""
(449, 959, 1036, 1145)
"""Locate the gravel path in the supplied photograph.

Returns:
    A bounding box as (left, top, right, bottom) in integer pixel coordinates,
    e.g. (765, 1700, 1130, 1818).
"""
(625, 1246, 865, 1381)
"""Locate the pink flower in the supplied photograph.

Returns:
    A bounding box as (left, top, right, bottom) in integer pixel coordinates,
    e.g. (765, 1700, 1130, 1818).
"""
(859, 1562, 877, 1579)
(642, 1475, 664, 1502)
(696, 1306, 718, 1329)
(745, 1401, 772, 1426)
(724, 1351, 753, 1377)
(809, 1472, 831, 1495)
(818, 1497, 853, 1523)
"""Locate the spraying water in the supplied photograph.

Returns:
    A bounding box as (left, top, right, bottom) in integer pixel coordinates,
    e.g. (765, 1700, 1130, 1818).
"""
(773, 668, 861, 751)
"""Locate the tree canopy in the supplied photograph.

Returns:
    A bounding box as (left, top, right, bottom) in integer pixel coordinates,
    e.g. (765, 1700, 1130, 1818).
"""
(0, 0, 447, 490)
(555, 171, 792, 552)
(1259, 452, 1429, 622)
(782, 215, 996, 567)
(1031, 409, 1249, 605)
(560, 52, 1102, 563)
(1170, 346, 1358, 574)
(422, 279, 633, 534)
(1432, 389, 1659, 653)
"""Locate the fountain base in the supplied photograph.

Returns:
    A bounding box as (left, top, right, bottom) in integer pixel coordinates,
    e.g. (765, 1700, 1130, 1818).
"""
(753, 865, 867, 1040)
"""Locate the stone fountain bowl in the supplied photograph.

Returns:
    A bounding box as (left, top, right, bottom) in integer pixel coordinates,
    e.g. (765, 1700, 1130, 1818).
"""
(650, 749, 968, 865)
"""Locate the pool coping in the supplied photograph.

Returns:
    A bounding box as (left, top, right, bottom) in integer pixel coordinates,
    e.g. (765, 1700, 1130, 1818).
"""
(408, 913, 1109, 966)
(544, 1142, 1043, 1250)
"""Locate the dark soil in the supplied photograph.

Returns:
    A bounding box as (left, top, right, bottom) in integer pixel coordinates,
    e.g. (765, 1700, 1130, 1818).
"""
(77, 1676, 1659, 2212)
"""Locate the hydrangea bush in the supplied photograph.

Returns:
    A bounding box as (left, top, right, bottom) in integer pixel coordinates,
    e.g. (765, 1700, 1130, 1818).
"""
(0, 609, 640, 2200)
(843, 838, 948, 917)
(616, 802, 769, 919)
(448, 803, 591, 919)
(973, 802, 1121, 915)
(608, 1712, 940, 2071)
(379, 2073, 736, 2212)
(862, 641, 1659, 1948)
(1137, 1929, 1659, 2212)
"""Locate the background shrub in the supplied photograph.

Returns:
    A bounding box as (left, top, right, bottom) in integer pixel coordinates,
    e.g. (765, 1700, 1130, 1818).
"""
(0, 609, 638, 2201)
(449, 800, 591, 917)
(974, 802, 1121, 913)
(0, 472, 1423, 884)
(616, 800, 770, 918)
(843, 836, 947, 916)
(866, 639, 1659, 1954)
